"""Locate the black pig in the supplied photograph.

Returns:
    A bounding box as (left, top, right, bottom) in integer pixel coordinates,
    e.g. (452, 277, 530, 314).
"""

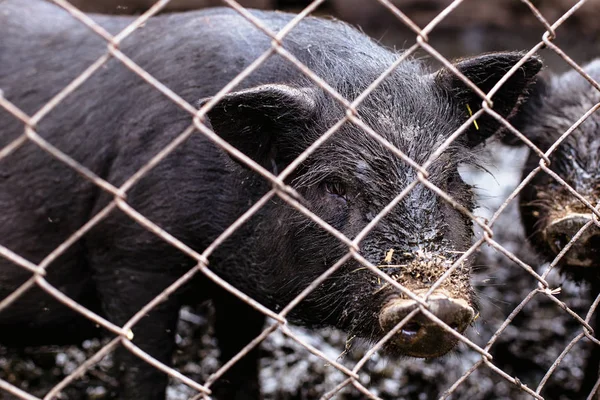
(0, 1, 541, 399)
(513, 60, 600, 281)
(510, 59, 600, 396)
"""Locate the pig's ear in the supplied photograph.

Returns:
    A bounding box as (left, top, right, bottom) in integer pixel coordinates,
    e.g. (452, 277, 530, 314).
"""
(198, 84, 317, 170)
(435, 52, 543, 147)
(500, 72, 551, 146)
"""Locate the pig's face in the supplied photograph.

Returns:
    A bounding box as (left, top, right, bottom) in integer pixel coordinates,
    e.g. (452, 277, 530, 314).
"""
(204, 52, 541, 358)
(514, 60, 600, 282)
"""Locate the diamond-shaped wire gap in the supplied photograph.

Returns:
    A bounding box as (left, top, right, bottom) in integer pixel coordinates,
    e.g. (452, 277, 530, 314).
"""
(200, 243, 434, 394)
(101, 4, 356, 194)
(196, 108, 441, 317)
(1, 11, 153, 199)
(341, 115, 493, 305)
(198, 250, 383, 394)
(273, 185, 444, 304)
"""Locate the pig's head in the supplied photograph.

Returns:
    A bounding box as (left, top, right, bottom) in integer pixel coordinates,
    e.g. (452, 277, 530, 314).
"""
(510, 59, 600, 283)
(202, 52, 541, 358)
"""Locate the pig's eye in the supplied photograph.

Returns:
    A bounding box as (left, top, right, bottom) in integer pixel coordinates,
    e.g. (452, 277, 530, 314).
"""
(324, 181, 348, 200)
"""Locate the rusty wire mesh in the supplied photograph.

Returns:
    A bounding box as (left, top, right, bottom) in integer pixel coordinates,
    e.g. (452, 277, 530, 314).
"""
(0, 0, 599, 399)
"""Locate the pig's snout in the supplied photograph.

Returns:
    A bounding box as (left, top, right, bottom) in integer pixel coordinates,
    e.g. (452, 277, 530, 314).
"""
(379, 291, 474, 358)
(544, 213, 600, 267)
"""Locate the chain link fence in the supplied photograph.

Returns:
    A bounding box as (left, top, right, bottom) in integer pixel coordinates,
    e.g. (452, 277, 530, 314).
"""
(0, 0, 599, 399)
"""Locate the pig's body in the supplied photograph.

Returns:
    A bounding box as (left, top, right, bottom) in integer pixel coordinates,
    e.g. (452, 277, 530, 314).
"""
(0, 1, 541, 399)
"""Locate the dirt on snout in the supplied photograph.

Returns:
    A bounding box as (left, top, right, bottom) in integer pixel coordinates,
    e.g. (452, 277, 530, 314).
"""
(370, 250, 473, 303)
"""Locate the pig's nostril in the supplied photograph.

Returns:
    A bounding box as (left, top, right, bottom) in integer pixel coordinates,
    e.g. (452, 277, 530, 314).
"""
(400, 322, 421, 339)
(552, 233, 571, 251)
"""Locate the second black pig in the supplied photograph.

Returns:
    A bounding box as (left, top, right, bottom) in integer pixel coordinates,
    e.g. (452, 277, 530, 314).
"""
(513, 60, 600, 282)
(0, 1, 542, 399)
(511, 59, 600, 396)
